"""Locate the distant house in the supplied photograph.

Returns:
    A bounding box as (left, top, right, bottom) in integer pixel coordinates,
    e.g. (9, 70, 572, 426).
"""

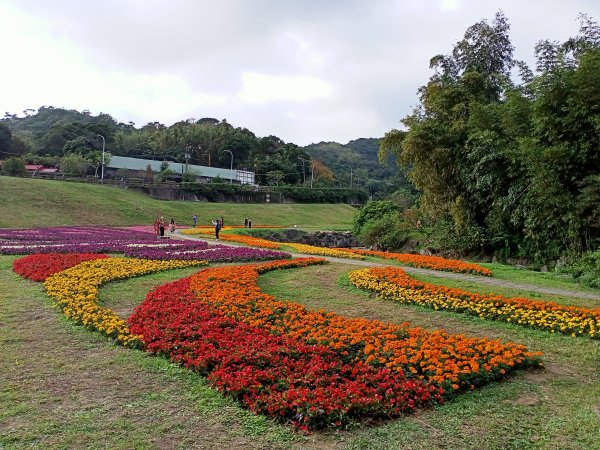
(25, 164, 60, 176)
(105, 156, 255, 185)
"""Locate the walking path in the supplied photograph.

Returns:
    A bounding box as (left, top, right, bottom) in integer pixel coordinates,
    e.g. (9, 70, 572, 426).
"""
(175, 231, 600, 301)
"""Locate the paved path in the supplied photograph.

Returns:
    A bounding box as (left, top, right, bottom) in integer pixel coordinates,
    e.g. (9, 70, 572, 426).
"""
(175, 232, 600, 301)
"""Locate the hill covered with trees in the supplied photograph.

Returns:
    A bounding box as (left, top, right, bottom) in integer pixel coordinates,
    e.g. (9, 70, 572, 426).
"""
(0, 108, 407, 197)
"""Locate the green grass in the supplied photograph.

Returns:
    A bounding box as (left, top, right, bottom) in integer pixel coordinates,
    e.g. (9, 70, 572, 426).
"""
(258, 263, 600, 449)
(408, 272, 600, 309)
(0, 176, 356, 229)
(357, 255, 600, 299)
(4, 175, 600, 448)
(0, 256, 304, 449)
(4, 254, 600, 449)
(480, 262, 600, 295)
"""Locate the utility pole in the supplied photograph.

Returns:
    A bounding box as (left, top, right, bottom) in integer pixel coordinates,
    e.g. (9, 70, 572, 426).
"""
(97, 134, 105, 181)
(224, 150, 233, 184)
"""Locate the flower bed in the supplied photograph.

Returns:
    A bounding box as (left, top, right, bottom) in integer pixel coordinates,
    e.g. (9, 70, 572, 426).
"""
(349, 267, 600, 338)
(129, 274, 442, 430)
(185, 260, 541, 394)
(124, 245, 289, 262)
(39, 255, 207, 346)
(337, 248, 492, 276)
(13, 253, 109, 281)
(283, 243, 365, 260)
(181, 228, 282, 249)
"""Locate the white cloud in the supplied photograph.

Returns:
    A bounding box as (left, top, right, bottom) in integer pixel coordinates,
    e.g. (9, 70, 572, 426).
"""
(237, 72, 331, 104)
(2, 0, 600, 144)
(439, 0, 462, 12)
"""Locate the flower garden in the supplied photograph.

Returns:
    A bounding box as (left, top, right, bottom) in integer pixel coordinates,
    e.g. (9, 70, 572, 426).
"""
(180, 227, 496, 273)
(348, 266, 600, 339)
(12, 224, 595, 433)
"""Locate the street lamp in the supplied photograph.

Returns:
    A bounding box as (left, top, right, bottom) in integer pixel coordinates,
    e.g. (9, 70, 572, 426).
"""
(97, 134, 105, 180)
(224, 149, 233, 184)
(185, 143, 192, 175)
(297, 157, 306, 185)
(346, 165, 353, 188)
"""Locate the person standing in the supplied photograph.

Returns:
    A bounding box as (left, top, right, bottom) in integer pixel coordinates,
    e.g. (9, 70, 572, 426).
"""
(159, 216, 166, 237)
(221, 216, 224, 228)
(153, 216, 160, 237)
(212, 218, 221, 240)
(193, 214, 197, 227)
(170, 218, 176, 234)
(244, 217, 248, 228)
(248, 218, 252, 228)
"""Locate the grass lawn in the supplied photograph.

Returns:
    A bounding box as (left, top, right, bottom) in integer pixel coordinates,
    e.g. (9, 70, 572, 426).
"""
(3, 255, 599, 449)
(0, 176, 356, 230)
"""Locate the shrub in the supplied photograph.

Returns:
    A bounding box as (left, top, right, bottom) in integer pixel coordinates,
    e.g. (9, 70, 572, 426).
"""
(565, 250, 600, 288)
(2, 157, 26, 177)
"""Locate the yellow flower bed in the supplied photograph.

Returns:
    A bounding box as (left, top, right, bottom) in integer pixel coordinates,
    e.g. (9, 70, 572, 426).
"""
(349, 267, 600, 338)
(181, 229, 365, 259)
(283, 242, 365, 260)
(181, 227, 232, 235)
(43, 257, 207, 347)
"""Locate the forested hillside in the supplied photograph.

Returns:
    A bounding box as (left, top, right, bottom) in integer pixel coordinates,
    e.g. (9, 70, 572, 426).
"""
(0, 109, 404, 197)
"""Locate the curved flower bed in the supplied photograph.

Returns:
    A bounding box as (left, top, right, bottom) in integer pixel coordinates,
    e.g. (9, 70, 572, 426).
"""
(41, 256, 207, 347)
(13, 253, 109, 281)
(348, 267, 600, 339)
(0, 226, 213, 255)
(185, 260, 541, 394)
(124, 245, 290, 262)
(283, 243, 365, 260)
(337, 248, 492, 276)
(129, 273, 442, 430)
(181, 228, 282, 249)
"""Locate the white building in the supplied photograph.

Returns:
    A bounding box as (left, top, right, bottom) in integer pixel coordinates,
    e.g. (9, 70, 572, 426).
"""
(106, 156, 255, 185)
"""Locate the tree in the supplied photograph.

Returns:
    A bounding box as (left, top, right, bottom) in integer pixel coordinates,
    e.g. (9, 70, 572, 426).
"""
(2, 157, 26, 176)
(59, 154, 92, 177)
(0, 123, 12, 156)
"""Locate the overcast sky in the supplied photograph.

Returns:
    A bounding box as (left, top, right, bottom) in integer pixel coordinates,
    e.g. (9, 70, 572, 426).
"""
(1, 0, 599, 146)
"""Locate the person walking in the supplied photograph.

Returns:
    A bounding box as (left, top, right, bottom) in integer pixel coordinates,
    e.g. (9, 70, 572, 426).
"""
(169, 218, 176, 234)
(212, 218, 222, 240)
(193, 214, 197, 227)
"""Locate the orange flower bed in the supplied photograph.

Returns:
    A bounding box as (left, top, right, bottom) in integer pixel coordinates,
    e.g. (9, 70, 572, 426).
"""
(349, 267, 600, 338)
(188, 259, 541, 393)
(181, 228, 281, 249)
(337, 248, 492, 276)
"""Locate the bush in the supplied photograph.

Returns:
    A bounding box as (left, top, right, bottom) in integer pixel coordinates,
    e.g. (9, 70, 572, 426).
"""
(353, 200, 400, 234)
(565, 251, 600, 288)
(356, 216, 410, 250)
(429, 220, 488, 255)
(1, 157, 26, 177)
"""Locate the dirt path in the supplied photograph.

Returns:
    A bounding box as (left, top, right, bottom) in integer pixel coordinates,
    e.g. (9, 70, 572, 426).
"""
(175, 232, 600, 301)
(324, 256, 600, 301)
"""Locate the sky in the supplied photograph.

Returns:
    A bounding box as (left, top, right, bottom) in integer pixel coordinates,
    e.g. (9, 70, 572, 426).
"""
(1, 0, 599, 146)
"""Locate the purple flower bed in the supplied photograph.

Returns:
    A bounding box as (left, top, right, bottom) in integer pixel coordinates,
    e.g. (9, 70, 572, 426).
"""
(0, 226, 290, 262)
(124, 246, 290, 262)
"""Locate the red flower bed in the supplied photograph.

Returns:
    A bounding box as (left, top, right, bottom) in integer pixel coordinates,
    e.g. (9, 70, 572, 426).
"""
(13, 253, 109, 281)
(129, 276, 442, 430)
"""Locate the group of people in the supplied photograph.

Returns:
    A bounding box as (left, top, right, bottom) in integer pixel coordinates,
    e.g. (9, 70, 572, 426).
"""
(153, 216, 177, 238)
(153, 214, 238, 240)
